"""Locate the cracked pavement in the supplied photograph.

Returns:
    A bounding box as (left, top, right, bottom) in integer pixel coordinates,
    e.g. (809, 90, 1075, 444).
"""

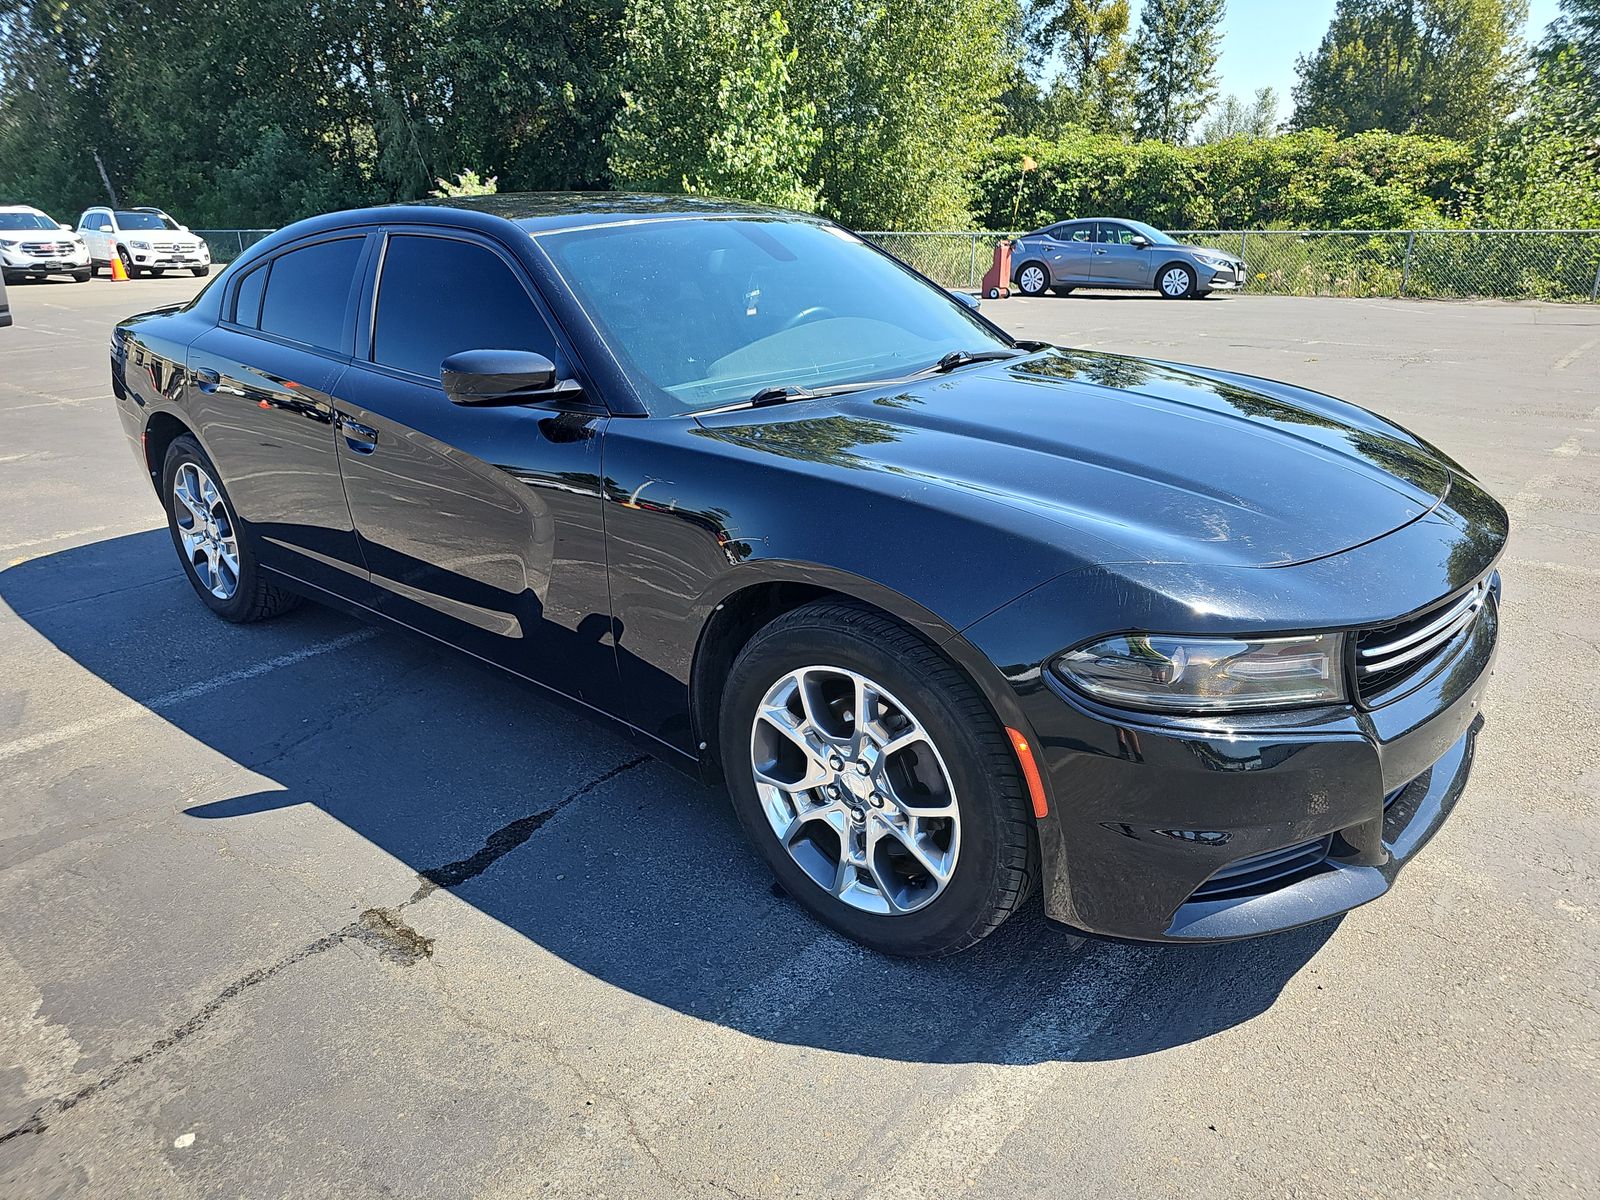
(1, 278, 1596, 1198)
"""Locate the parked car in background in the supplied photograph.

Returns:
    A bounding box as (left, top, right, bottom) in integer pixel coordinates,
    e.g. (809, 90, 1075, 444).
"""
(1011, 218, 1246, 299)
(77, 206, 211, 278)
(0, 205, 92, 283)
(111, 194, 1504, 957)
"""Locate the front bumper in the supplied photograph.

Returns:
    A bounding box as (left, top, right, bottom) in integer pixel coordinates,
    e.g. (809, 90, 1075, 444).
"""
(1022, 597, 1495, 941)
(1199, 260, 1247, 291)
(127, 246, 210, 269)
(1, 247, 90, 274)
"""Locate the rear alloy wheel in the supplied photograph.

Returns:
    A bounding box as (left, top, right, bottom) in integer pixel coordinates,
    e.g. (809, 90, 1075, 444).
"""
(720, 600, 1038, 956)
(1158, 263, 1195, 299)
(162, 435, 301, 622)
(1015, 262, 1049, 297)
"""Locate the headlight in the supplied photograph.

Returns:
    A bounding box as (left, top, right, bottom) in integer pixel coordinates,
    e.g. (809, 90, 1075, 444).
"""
(1055, 632, 1346, 712)
(1194, 254, 1229, 269)
(0, 239, 19, 249)
(130, 239, 151, 249)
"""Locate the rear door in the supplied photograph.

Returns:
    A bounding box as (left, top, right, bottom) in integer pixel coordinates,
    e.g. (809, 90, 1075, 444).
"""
(1043, 222, 1096, 285)
(184, 233, 374, 599)
(1091, 221, 1153, 287)
(330, 229, 619, 710)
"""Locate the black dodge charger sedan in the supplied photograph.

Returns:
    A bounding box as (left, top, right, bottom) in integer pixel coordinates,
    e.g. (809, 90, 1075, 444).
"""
(110, 195, 1506, 956)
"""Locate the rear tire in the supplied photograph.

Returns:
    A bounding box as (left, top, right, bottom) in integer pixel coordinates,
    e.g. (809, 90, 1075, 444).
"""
(719, 600, 1038, 957)
(162, 435, 302, 623)
(1015, 261, 1050, 297)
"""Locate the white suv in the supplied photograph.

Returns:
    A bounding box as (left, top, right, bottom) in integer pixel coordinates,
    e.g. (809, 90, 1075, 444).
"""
(0, 205, 93, 283)
(77, 206, 211, 278)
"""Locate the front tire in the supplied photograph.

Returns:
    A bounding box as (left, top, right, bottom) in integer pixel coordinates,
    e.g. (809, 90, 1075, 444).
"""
(191, 266, 210, 277)
(719, 600, 1037, 957)
(72, 269, 91, 283)
(1158, 262, 1196, 299)
(162, 435, 301, 623)
(1015, 261, 1050, 297)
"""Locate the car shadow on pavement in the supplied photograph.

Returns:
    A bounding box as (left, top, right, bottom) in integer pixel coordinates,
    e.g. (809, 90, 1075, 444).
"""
(2, 530, 1336, 1067)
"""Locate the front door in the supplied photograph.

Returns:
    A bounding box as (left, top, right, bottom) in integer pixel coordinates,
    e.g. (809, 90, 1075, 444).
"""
(331, 229, 619, 711)
(184, 233, 373, 599)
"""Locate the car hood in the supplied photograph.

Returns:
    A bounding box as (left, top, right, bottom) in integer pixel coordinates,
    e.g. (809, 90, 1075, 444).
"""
(695, 348, 1452, 569)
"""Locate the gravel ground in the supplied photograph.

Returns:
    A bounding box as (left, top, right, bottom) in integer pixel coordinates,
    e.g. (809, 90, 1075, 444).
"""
(1, 275, 1595, 1199)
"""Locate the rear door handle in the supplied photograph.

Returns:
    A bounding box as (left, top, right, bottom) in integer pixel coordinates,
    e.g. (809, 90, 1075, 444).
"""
(340, 416, 378, 454)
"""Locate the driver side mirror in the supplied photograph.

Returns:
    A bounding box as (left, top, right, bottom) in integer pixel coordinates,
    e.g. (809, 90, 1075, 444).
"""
(59, 222, 72, 231)
(441, 349, 584, 407)
(949, 289, 981, 311)
(1129, 234, 1151, 248)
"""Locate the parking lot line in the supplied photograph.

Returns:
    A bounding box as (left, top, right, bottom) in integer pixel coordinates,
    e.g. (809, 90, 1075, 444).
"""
(0, 628, 378, 766)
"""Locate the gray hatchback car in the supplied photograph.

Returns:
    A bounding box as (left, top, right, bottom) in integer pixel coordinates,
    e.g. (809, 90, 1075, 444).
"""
(1011, 218, 1246, 299)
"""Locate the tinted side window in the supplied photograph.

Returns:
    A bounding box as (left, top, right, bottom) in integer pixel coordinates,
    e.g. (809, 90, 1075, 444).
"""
(233, 264, 267, 328)
(372, 235, 556, 381)
(258, 237, 363, 352)
(1057, 224, 1093, 243)
(1097, 223, 1136, 244)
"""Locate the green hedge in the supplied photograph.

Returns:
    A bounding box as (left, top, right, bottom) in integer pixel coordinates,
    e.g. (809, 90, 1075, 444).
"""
(972, 128, 1479, 232)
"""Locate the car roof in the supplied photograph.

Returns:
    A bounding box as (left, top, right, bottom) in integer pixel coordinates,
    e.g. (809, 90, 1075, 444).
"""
(0, 205, 48, 214)
(394, 191, 807, 234)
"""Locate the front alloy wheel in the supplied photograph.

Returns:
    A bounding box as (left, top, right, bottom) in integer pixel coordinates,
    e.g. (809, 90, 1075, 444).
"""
(751, 665, 960, 915)
(720, 600, 1038, 956)
(1159, 264, 1195, 298)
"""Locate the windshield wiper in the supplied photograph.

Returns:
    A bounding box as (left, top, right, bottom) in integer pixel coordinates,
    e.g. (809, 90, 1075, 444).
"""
(930, 348, 1027, 374)
(746, 384, 816, 407)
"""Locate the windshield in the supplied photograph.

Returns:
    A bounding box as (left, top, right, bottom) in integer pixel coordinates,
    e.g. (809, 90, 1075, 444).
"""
(115, 211, 172, 230)
(537, 218, 1010, 413)
(0, 212, 61, 231)
(1120, 220, 1179, 246)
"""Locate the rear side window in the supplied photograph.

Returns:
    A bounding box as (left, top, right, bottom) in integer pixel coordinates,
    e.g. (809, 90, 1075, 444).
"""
(372, 235, 557, 381)
(232, 264, 266, 327)
(258, 237, 363, 353)
(1055, 224, 1093, 243)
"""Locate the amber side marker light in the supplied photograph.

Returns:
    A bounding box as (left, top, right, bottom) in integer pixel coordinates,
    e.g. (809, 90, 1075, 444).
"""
(1006, 727, 1049, 819)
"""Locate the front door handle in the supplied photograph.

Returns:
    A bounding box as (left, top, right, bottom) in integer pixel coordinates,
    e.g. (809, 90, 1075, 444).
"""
(340, 416, 378, 454)
(1092, 249, 1109, 255)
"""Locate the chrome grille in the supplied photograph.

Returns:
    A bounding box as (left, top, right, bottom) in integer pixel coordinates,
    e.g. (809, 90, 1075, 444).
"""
(19, 240, 74, 255)
(1355, 578, 1491, 701)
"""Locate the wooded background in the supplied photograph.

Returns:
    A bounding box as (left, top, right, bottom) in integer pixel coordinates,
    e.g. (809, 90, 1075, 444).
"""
(1, 0, 1595, 232)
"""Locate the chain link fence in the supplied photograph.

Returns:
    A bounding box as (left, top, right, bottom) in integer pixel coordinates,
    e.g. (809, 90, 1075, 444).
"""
(193, 229, 276, 264)
(864, 229, 1600, 302)
(197, 225, 1600, 300)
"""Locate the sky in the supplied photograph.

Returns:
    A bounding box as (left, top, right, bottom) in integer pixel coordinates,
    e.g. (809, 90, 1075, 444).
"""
(1124, 0, 1566, 112)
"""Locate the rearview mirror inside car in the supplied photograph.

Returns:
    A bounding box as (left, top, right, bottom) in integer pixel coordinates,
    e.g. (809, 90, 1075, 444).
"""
(440, 349, 584, 407)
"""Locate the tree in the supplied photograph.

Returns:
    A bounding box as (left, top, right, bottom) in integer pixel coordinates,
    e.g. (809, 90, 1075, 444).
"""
(610, 2, 821, 210)
(1029, 0, 1134, 132)
(1471, 0, 1600, 226)
(1130, 0, 1226, 143)
(788, 0, 1019, 228)
(1291, 0, 1528, 142)
(1199, 86, 1280, 142)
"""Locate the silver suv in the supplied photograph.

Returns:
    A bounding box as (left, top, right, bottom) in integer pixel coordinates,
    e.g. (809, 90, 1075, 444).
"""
(76, 206, 211, 278)
(1011, 218, 1246, 299)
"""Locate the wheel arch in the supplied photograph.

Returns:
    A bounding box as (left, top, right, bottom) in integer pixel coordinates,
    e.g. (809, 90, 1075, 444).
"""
(1013, 258, 1050, 290)
(686, 567, 1033, 787)
(141, 409, 197, 491)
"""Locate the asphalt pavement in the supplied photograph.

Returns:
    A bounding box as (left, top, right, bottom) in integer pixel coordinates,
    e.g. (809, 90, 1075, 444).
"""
(1, 275, 1596, 1198)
